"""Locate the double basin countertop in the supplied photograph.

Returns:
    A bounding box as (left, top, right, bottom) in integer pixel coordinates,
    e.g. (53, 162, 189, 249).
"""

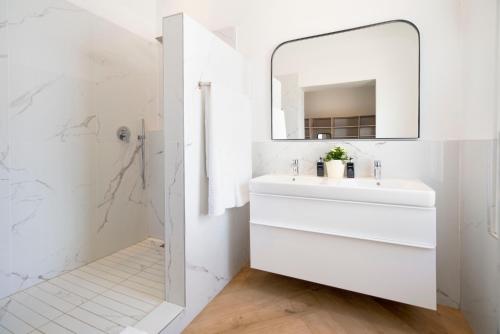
(249, 174, 435, 208)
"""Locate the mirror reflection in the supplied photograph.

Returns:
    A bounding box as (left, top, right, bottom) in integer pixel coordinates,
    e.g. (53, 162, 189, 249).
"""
(271, 21, 420, 140)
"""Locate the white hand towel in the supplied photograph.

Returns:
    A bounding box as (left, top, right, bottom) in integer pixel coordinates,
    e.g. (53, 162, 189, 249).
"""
(204, 83, 252, 216)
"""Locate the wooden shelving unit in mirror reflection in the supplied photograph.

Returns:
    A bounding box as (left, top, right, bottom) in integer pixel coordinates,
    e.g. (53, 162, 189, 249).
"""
(305, 115, 376, 139)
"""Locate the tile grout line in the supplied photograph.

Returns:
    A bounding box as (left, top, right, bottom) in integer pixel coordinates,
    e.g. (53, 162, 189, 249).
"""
(70, 262, 164, 300)
(57, 274, 108, 295)
(21, 290, 81, 332)
(86, 262, 135, 279)
(112, 252, 157, 262)
(67, 271, 123, 290)
(116, 261, 166, 299)
(29, 265, 143, 330)
(38, 314, 77, 334)
(54, 312, 108, 334)
(100, 289, 160, 309)
(96, 260, 142, 275)
(45, 265, 151, 316)
(66, 267, 161, 300)
(35, 271, 136, 332)
(97, 253, 165, 297)
(118, 248, 164, 259)
(109, 255, 159, 268)
(77, 267, 128, 284)
(93, 293, 150, 315)
(1, 296, 53, 328)
(2, 239, 165, 334)
(46, 249, 165, 315)
(12, 290, 80, 322)
(120, 250, 163, 260)
(100, 257, 149, 272)
(72, 306, 127, 331)
(0, 307, 35, 333)
(113, 248, 160, 257)
(131, 246, 162, 254)
(119, 246, 163, 257)
(134, 273, 164, 284)
(134, 241, 164, 249)
(36, 281, 92, 303)
(118, 280, 164, 299)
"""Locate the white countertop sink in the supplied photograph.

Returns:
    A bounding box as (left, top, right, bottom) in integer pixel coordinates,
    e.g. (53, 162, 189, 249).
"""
(249, 175, 435, 207)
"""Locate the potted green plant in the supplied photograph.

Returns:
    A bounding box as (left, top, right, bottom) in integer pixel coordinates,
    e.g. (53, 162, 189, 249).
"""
(324, 146, 348, 178)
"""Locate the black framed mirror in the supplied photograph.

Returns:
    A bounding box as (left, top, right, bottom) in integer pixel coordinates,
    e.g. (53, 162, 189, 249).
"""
(271, 20, 420, 140)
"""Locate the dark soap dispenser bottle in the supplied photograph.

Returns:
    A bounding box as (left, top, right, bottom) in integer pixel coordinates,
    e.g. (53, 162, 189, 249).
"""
(346, 158, 355, 178)
(317, 157, 325, 177)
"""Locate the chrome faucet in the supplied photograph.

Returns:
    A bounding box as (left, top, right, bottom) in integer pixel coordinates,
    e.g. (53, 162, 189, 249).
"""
(291, 159, 299, 176)
(374, 160, 382, 180)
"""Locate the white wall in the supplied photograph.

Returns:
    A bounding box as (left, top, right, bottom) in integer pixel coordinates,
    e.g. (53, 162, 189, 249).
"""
(460, 0, 498, 140)
(304, 85, 375, 118)
(459, 1, 500, 334)
(159, 0, 468, 141)
(67, 0, 158, 39)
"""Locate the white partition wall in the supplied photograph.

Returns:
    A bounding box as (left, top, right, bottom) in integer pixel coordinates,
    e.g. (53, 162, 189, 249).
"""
(163, 13, 250, 333)
(0, 0, 10, 301)
(163, 13, 186, 308)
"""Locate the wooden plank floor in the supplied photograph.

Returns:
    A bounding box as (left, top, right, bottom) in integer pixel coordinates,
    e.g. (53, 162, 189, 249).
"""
(184, 267, 473, 334)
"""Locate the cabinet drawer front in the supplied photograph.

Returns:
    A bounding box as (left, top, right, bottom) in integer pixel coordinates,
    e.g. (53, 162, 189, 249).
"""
(250, 193, 436, 248)
(250, 223, 437, 309)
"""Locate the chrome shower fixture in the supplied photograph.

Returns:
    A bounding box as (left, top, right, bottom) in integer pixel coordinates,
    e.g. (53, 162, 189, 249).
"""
(117, 126, 131, 143)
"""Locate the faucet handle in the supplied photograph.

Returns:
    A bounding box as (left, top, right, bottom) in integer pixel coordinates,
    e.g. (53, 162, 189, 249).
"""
(374, 160, 382, 180)
(291, 159, 299, 176)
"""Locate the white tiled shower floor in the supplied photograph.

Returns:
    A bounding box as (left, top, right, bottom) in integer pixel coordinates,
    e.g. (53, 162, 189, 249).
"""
(0, 238, 165, 334)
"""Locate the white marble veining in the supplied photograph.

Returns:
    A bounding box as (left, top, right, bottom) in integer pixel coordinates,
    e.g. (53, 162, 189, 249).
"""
(162, 14, 250, 333)
(0, 0, 11, 305)
(0, 0, 162, 300)
(163, 13, 186, 309)
(145, 130, 165, 240)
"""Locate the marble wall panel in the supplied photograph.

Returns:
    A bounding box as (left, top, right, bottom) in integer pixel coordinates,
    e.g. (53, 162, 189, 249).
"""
(0, 0, 161, 299)
(162, 14, 250, 333)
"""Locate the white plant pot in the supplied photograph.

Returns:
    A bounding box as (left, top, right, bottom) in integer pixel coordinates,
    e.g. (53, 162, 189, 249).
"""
(326, 160, 345, 178)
